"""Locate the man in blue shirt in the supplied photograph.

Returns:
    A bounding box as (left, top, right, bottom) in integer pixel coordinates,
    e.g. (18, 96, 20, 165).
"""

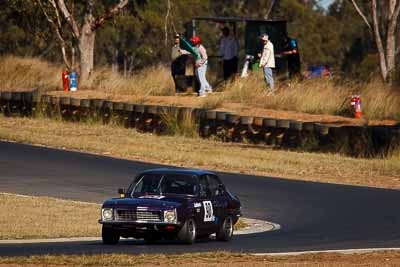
(282, 35, 301, 79)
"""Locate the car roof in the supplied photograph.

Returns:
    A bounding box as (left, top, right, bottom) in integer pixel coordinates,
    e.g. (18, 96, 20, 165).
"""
(139, 168, 216, 176)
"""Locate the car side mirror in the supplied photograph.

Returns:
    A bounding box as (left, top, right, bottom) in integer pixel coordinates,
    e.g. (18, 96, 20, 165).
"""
(118, 188, 125, 198)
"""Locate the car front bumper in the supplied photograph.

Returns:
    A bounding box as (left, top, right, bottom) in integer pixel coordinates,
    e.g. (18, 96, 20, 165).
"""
(99, 220, 182, 238)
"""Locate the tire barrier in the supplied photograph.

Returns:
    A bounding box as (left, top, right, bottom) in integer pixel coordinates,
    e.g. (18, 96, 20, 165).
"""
(0, 90, 399, 158)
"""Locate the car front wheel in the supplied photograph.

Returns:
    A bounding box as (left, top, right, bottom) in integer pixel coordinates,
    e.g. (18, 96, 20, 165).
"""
(178, 218, 196, 244)
(102, 225, 120, 245)
(216, 216, 233, 241)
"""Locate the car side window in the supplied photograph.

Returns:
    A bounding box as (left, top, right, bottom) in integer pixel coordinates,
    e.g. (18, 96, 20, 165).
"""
(207, 175, 224, 196)
(199, 175, 211, 197)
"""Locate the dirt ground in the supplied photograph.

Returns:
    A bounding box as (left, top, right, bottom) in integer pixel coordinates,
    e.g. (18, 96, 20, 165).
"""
(46, 90, 399, 127)
(1, 251, 400, 266)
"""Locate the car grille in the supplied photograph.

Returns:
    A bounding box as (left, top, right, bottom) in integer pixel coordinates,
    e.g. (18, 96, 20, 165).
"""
(115, 209, 162, 222)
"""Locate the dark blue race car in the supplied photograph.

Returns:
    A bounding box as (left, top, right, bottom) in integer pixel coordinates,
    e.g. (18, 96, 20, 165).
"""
(99, 168, 241, 244)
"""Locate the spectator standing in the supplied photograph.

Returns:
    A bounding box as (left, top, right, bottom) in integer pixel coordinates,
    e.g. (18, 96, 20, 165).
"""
(259, 34, 275, 95)
(171, 34, 190, 93)
(191, 35, 212, 97)
(282, 35, 301, 79)
(220, 27, 239, 80)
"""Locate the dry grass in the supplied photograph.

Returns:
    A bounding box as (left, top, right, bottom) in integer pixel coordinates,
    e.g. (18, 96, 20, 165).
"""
(0, 56, 61, 91)
(84, 65, 174, 97)
(1, 251, 400, 266)
(0, 56, 174, 97)
(219, 73, 400, 120)
(160, 109, 199, 138)
(0, 115, 399, 189)
(1, 56, 399, 121)
(0, 193, 100, 239)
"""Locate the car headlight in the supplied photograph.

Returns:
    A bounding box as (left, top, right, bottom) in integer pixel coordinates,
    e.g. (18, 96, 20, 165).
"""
(102, 208, 113, 221)
(163, 209, 177, 223)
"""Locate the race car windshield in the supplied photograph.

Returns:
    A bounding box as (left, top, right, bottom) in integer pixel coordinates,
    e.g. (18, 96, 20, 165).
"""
(131, 174, 198, 196)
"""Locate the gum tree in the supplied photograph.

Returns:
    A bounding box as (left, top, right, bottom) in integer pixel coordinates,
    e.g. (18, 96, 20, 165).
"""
(350, 0, 400, 83)
(36, 0, 128, 82)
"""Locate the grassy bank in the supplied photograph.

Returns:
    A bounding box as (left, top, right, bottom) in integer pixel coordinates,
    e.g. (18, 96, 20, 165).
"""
(0, 193, 100, 239)
(1, 55, 399, 121)
(0, 115, 399, 189)
(1, 251, 400, 266)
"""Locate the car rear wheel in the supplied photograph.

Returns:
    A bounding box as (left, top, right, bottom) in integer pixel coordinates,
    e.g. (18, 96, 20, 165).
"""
(216, 216, 233, 241)
(178, 218, 196, 244)
(102, 226, 120, 245)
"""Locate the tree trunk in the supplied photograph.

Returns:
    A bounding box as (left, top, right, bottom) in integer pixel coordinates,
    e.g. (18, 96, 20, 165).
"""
(371, 0, 388, 81)
(128, 54, 135, 74)
(71, 45, 76, 71)
(264, 0, 276, 19)
(78, 19, 96, 82)
(123, 52, 127, 78)
(112, 48, 118, 72)
(386, 32, 396, 82)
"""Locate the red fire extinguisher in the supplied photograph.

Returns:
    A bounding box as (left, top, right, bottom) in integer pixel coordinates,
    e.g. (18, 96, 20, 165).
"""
(62, 71, 70, 91)
(351, 95, 362, 119)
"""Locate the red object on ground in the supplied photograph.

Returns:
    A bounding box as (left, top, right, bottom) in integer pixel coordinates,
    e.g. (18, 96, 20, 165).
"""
(62, 71, 69, 91)
(351, 95, 362, 119)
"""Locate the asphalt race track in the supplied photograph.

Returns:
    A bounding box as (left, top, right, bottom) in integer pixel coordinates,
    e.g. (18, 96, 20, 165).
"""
(1, 140, 400, 256)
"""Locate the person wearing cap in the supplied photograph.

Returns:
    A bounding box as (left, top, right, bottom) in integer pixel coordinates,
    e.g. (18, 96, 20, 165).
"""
(171, 34, 190, 93)
(190, 35, 212, 97)
(220, 27, 239, 80)
(259, 34, 275, 95)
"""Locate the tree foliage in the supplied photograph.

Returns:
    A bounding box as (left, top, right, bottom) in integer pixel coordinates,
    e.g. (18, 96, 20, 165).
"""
(0, 0, 388, 81)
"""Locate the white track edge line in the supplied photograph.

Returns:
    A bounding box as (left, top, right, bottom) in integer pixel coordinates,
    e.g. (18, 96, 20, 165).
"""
(252, 247, 400, 256)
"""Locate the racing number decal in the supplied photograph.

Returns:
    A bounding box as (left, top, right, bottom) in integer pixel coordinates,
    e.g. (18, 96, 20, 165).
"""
(203, 201, 214, 222)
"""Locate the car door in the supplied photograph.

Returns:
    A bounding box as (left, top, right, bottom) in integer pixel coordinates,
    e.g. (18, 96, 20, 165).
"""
(197, 174, 216, 233)
(207, 174, 229, 225)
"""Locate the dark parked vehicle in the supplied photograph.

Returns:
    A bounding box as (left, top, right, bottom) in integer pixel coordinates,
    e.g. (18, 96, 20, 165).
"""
(99, 168, 241, 244)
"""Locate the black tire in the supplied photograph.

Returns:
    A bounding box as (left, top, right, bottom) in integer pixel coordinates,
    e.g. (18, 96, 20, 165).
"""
(206, 110, 217, 120)
(216, 112, 228, 121)
(314, 123, 330, 135)
(102, 226, 120, 245)
(253, 117, 264, 127)
(276, 119, 290, 129)
(50, 96, 60, 105)
(263, 118, 276, 128)
(124, 103, 135, 112)
(70, 98, 81, 107)
(302, 122, 314, 132)
(178, 218, 196, 244)
(216, 216, 233, 242)
(60, 97, 71, 105)
(12, 92, 22, 101)
(290, 120, 303, 131)
(81, 99, 91, 108)
(227, 114, 240, 124)
(92, 99, 104, 108)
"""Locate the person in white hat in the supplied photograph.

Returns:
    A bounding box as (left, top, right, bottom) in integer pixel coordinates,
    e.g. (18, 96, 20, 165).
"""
(259, 34, 275, 95)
